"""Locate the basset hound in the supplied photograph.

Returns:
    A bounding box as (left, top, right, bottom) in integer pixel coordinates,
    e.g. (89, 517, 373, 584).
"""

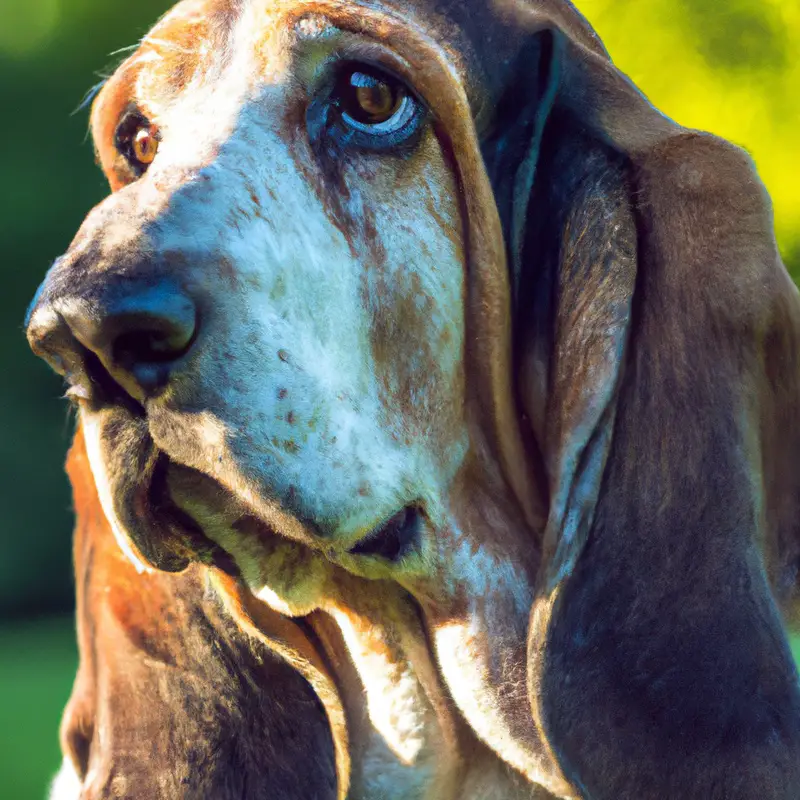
(27, 0, 800, 797)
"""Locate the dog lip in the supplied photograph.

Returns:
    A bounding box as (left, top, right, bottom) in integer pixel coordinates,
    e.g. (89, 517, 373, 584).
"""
(106, 447, 231, 574)
(348, 506, 420, 561)
(148, 456, 241, 573)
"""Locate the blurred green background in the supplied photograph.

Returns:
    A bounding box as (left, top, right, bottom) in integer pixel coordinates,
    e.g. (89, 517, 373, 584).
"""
(0, 0, 798, 797)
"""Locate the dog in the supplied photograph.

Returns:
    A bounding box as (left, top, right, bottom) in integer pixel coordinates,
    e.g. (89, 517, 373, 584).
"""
(28, 0, 800, 797)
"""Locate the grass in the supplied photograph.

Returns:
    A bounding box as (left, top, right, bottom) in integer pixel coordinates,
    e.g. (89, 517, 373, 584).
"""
(0, 618, 796, 800)
(0, 616, 77, 800)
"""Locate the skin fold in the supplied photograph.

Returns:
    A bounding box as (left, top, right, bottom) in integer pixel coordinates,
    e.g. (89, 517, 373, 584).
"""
(29, 1, 800, 798)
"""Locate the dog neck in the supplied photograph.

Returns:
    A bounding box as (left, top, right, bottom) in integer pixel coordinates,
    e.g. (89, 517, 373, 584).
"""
(306, 589, 545, 800)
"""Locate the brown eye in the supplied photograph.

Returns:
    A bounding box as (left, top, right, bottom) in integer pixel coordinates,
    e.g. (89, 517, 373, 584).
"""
(115, 110, 160, 175)
(345, 71, 402, 124)
(132, 127, 158, 166)
(337, 67, 414, 131)
(319, 63, 424, 149)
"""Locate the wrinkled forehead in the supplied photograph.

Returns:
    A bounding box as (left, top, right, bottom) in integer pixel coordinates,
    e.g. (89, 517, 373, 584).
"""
(90, 0, 480, 158)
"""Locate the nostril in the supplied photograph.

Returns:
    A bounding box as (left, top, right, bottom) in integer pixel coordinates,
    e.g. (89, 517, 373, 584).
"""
(28, 278, 197, 401)
(26, 306, 144, 414)
(78, 286, 197, 398)
(112, 316, 196, 368)
(106, 307, 197, 398)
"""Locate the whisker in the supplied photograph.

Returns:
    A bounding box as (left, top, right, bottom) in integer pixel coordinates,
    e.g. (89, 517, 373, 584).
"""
(70, 30, 195, 124)
(141, 35, 193, 55)
(70, 39, 142, 121)
(71, 79, 107, 117)
(107, 43, 141, 58)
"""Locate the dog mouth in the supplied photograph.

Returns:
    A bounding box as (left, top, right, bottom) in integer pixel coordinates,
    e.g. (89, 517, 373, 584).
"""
(74, 350, 425, 583)
(77, 403, 230, 574)
(89, 406, 424, 588)
(146, 453, 239, 572)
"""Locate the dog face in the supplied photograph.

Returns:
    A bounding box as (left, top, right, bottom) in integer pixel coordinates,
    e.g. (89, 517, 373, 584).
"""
(29, 0, 560, 792)
(29, 0, 800, 797)
(44, 0, 475, 588)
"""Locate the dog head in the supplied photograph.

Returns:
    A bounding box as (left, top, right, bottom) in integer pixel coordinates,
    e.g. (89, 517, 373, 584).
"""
(28, 1, 800, 796)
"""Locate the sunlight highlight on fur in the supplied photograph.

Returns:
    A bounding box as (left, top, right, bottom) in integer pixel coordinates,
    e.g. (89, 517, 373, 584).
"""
(82, 413, 150, 575)
(48, 759, 81, 800)
(331, 607, 427, 766)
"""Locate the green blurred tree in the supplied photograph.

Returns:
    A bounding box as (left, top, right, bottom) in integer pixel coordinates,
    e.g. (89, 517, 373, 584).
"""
(581, 0, 800, 276)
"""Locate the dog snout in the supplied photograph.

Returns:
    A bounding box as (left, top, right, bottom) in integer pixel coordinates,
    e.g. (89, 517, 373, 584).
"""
(27, 268, 198, 404)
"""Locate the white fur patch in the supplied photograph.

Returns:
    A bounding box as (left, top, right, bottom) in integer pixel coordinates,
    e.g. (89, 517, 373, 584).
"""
(435, 621, 536, 779)
(49, 759, 81, 800)
(331, 608, 428, 765)
(82, 412, 149, 575)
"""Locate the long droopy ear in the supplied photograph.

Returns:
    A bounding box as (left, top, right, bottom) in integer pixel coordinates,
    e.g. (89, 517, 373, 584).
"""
(481, 8, 800, 797)
(60, 426, 347, 799)
(482, 26, 641, 588)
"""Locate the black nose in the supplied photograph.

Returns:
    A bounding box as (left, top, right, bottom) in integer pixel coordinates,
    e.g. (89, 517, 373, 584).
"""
(27, 280, 197, 404)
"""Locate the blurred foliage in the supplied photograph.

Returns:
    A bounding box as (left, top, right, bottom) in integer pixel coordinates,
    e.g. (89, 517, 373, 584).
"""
(0, 617, 76, 799)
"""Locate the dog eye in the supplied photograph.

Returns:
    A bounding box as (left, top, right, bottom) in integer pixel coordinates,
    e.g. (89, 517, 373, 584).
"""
(131, 128, 159, 166)
(325, 64, 422, 146)
(338, 69, 405, 128)
(115, 111, 160, 175)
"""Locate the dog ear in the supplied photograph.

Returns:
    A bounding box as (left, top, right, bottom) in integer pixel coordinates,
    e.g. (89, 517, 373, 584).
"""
(762, 273, 800, 633)
(481, 10, 800, 794)
(481, 27, 643, 588)
(536, 135, 800, 797)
